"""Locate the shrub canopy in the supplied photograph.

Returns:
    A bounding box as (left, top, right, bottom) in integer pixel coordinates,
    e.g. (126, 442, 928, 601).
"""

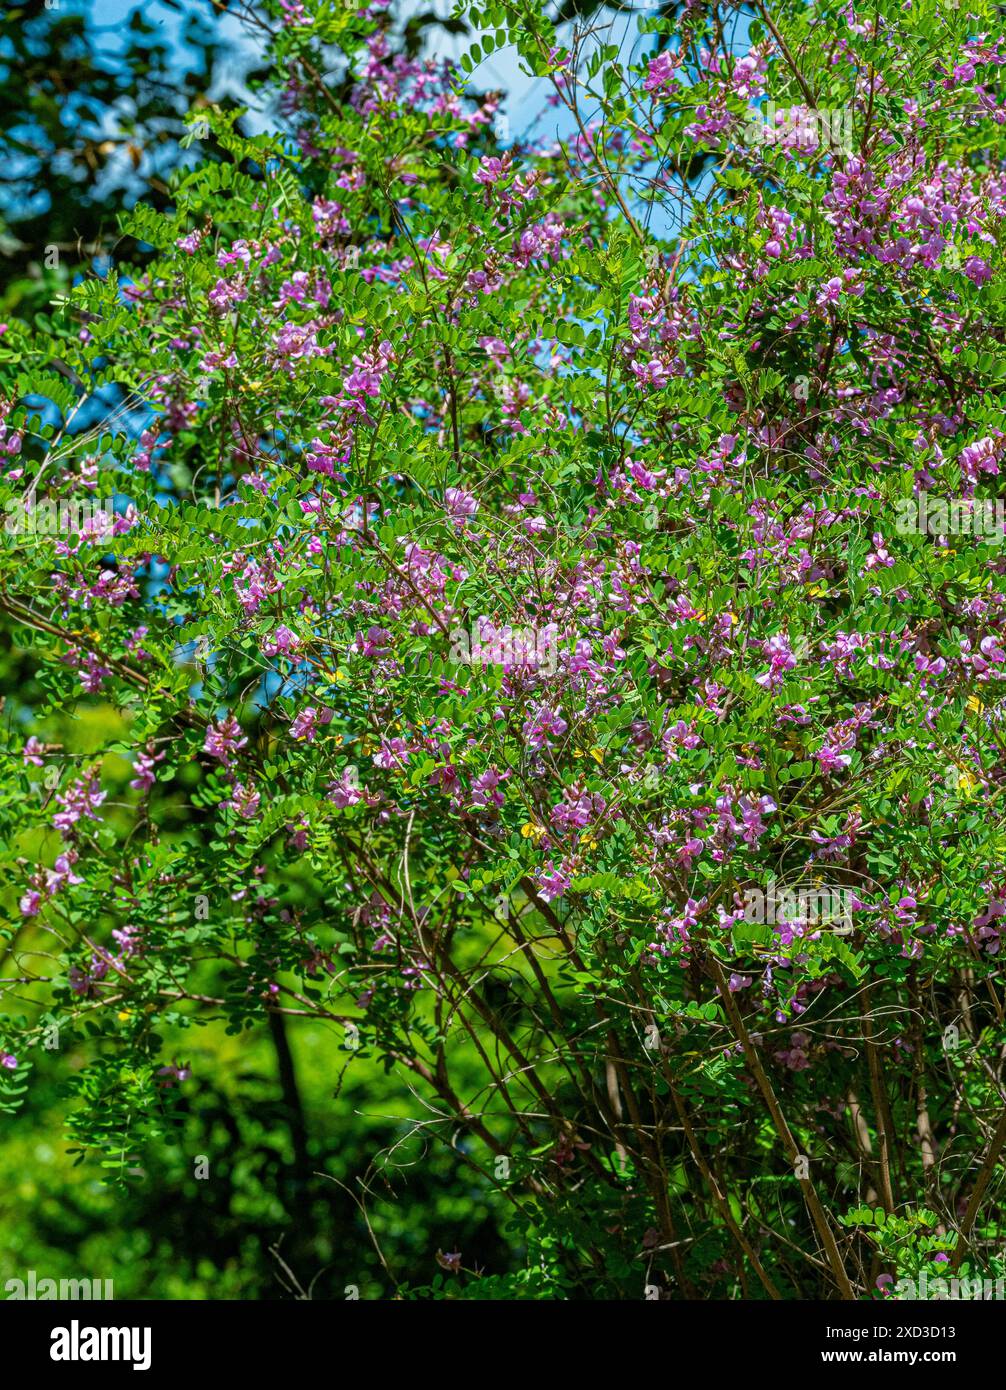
(3, 0, 1006, 1299)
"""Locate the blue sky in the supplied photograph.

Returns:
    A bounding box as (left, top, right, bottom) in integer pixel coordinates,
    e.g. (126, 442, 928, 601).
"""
(67, 0, 737, 144)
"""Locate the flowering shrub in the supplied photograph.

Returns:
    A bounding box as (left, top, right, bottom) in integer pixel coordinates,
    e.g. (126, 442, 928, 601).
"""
(3, 0, 1006, 1298)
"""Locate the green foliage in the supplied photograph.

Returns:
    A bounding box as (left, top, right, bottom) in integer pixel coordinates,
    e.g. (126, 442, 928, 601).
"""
(1, 0, 1006, 1301)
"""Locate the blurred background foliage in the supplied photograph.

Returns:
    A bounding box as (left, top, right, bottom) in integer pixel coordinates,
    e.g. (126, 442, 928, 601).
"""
(0, 0, 525, 1301)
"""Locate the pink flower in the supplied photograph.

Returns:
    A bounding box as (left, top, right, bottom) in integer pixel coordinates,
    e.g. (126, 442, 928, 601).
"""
(445, 487, 479, 524)
(290, 707, 319, 742)
(23, 736, 44, 767)
(474, 156, 506, 185)
(754, 633, 797, 689)
(644, 50, 679, 93)
(263, 624, 300, 657)
(207, 276, 248, 312)
(350, 626, 390, 658)
(960, 435, 1002, 480)
(537, 862, 571, 901)
(373, 738, 410, 770)
(329, 770, 362, 807)
(630, 357, 672, 388)
(471, 768, 507, 809)
(775, 1032, 811, 1070)
(157, 1062, 192, 1086)
(52, 773, 106, 834)
(69, 956, 109, 997)
(816, 276, 843, 306)
(226, 783, 261, 819)
(130, 748, 165, 792)
(551, 789, 606, 830)
(204, 714, 248, 766)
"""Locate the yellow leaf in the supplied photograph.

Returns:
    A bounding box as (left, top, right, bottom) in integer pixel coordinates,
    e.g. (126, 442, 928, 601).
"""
(573, 746, 604, 764)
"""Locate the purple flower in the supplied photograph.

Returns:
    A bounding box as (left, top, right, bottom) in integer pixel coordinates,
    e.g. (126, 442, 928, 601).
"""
(52, 774, 106, 834)
(290, 707, 319, 742)
(474, 157, 506, 186)
(23, 736, 44, 767)
(644, 50, 679, 93)
(130, 748, 165, 792)
(203, 714, 248, 766)
(445, 487, 479, 524)
(471, 768, 507, 809)
(537, 861, 571, 902)
(226, 783, 261, 820)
